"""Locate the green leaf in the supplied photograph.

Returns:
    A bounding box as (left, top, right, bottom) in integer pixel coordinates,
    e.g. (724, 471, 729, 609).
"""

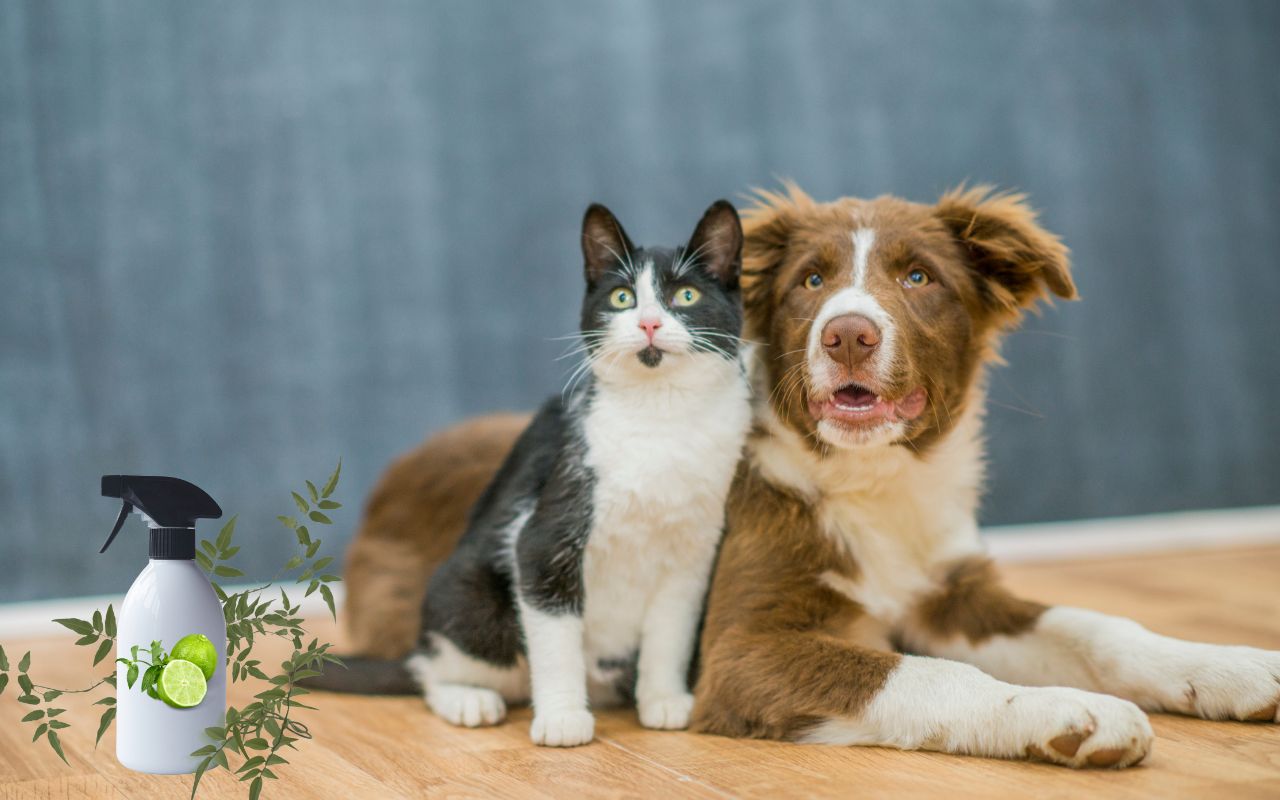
(93, 639, 113, 666)
(75, 633, 98, 646)
(266, 754, 288, 766)
(141, 665, 161, 697)
(249, 776, 264, 800)
(214, 565, 245, 578)
(195, 551, 213, 571)
(19, 650, 30, 672)
(47, 731, 68, 765)
(0, 643, 7, 670)
(42, 689, 61, 702)
(294, 526, 310, 546)
(200, 539, 217, 556)
(95, 707, 115, 747)
(18, 673, 34, 694)
(18, 694, 40, 705)
(308, 511, 331, 525)
(46, 708, 65, 717)
(311, 556, 334, 571)
(245, 738, 269, 751)
(94, 696, 115, 706)
(22, 710, 44, 722)
(48, 720, 69, 730)
(0, 674, 9, 695)
(191, 745, 218, 756)
(237, 756, 265, 772)
(126, 663, 139, 688)
(214, 748, 229, 769)
(221, 546, 240, 559)
(32, 723, 48, 741)
(216, 516, 238, 551)
(321, 458, 342, 497)
(305, 581, 319, 597)
(276, 515, 298, 530)
(319, 574, 340, 583)
(54, 618, 95, 636)
(318, 499, 341, 510)
(105, 604, 116, 638)
(191, 756, 212, 800)
(284, 556, 302, 570)
(305, 540, 321, 558)
(306, 480, 319, 503)
(291, 492, 310, 514)
(320, 584, 337, 620)
(93, 609, 103, 632)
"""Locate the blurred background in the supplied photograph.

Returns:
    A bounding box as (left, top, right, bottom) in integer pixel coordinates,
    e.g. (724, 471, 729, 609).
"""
(2, 0, 1278, 603)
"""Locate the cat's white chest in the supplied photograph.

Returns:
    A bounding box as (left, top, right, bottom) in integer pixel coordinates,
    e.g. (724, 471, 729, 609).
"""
(577, 364, 751, 666)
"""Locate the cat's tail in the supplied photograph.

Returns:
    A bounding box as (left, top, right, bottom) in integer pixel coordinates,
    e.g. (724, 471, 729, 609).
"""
(296, 655, 418, 695)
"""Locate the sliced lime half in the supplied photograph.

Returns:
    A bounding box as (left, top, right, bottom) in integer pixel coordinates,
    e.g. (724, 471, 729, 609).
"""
(156, 659, 208, 709)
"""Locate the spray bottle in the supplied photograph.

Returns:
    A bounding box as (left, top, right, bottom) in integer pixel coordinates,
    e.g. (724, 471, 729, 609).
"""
(100, 475, 226, 774)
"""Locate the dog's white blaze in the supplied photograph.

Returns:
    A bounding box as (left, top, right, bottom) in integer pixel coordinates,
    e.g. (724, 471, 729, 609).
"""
(805, 227, 898, 391)
(851, 228, 876, 290)
(798, 656, 1153, 766)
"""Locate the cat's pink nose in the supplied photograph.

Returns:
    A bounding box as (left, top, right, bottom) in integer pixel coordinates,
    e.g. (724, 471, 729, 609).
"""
(639, 317, 662, 342)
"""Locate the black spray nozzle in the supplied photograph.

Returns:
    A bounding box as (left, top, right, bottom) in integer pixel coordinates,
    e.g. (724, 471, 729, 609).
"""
(100, 475, 222, 554)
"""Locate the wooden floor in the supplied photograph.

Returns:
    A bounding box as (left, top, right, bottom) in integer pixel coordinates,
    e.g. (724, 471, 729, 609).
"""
(3, 545, 1279, 799)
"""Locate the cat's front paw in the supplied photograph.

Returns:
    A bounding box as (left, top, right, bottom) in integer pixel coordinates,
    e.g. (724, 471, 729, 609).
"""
(637, 692, 694, 730)
(530, 709, 595, 747)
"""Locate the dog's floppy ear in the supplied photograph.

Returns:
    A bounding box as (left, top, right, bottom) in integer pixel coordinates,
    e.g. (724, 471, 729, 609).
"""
(741, 182, 812, 332)
(934, 186, 1076, 319)
(581, 203, 636, 284)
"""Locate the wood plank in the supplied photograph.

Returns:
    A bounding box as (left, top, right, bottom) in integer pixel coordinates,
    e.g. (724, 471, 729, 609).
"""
(2, 545, 1279, 798)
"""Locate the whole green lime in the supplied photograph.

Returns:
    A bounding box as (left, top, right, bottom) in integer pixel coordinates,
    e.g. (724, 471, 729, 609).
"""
(170, 633, 218, 681)
(156, 659, 208, 709)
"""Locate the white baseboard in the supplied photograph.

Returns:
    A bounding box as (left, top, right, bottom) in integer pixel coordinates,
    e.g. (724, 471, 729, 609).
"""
(0, 583, 347, 641)
(984, 504, 1280, 563)
(1, 505, 1278, 639)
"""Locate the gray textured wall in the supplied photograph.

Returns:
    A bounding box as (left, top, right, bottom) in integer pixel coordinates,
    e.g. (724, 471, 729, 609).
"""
(2, 0, 1278, 603)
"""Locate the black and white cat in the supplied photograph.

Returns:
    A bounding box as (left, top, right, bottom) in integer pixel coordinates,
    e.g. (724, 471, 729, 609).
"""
(402, 201, 751, 746)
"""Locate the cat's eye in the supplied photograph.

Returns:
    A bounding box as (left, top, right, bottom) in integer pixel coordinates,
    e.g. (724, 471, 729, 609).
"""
(805, 272, 824, 289)
(672, 286, 701, 307)
(609, 288, 636, 309)
(900, 267, 933, 289)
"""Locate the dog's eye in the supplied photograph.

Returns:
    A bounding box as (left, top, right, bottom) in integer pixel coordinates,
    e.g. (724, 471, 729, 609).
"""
(805, 272, 824, 289)
(610, 288, 636, 309)
(901, 268, 932, 289)
(672, 286, 701, 307)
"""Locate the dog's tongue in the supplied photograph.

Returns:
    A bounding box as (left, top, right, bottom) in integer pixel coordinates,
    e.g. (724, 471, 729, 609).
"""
(834, 385, 878, 410)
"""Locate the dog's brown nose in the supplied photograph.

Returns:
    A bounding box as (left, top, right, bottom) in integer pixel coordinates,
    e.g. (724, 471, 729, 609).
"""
(821, 314, 881, 368)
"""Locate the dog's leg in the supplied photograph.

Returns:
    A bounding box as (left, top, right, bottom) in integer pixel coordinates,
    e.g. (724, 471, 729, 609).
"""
(694, 628, 1152, 767)
(904, 557, 1280, 723)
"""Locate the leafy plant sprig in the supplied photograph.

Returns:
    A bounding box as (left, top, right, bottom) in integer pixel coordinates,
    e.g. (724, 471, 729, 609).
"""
(0, 460, 346, 800)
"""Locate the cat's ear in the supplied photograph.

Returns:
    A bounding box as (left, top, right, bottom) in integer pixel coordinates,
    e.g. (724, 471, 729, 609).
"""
(685, 200, 743, 289)
(581, 204, 636, 284)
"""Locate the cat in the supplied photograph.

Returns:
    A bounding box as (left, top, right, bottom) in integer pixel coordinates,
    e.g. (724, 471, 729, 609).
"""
(306, 200, 752, 747)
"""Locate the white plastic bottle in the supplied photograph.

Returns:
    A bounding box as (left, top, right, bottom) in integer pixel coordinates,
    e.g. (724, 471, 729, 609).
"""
(100, 475, 227, 774)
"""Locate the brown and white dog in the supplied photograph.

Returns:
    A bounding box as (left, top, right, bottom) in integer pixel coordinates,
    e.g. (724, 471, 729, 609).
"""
(342, 185, 1280, 768)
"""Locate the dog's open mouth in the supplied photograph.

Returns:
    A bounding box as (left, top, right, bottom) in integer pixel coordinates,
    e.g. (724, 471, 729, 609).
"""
(810, 383, 928, 427)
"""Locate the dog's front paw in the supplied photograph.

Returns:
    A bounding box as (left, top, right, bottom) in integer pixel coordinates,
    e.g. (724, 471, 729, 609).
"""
(530, 708, 595, 747)
(638, 692, 694, 730)
(1172, 646, 1280, 722)
(1016, 688, 1153, 769)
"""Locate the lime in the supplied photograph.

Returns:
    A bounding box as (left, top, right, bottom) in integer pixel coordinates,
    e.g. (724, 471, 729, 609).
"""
(156, 659, 208, 709)
(170, 633, 218, 681)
